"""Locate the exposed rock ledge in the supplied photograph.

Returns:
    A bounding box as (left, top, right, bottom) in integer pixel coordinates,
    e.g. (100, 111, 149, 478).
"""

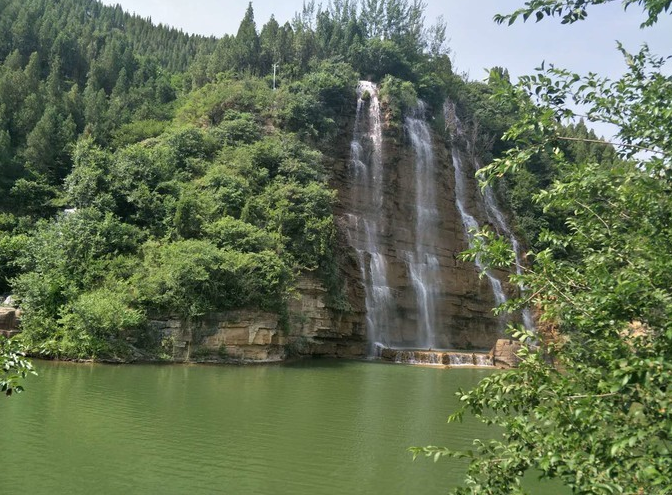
(152, 275, 367, 363)
(4, 282, 521, 367)
(492, 338, 524, 368)
(0, 306, 21, 338)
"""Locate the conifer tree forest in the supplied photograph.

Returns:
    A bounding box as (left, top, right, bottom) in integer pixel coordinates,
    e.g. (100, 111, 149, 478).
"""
(0, 0, 670, 493)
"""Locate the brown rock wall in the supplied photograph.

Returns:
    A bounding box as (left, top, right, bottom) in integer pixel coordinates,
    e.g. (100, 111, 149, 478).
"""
(330, 122, 509, 351)
(492, 338, 523, 368)
(152, 274, 366, 363)
(0, 307, 20, 338)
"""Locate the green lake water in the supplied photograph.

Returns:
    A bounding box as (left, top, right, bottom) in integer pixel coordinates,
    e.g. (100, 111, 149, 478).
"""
(1, 360, 566, 494)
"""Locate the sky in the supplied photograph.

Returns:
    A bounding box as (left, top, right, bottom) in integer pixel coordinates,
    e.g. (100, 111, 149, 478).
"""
(103, 0, 672, 81)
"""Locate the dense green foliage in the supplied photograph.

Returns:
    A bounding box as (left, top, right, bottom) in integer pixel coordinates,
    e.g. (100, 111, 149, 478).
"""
(0, 0, 463, 360)
(7, 81, 351, 358)
(0, 336, 35, 395)
(413, 2, 672, 494)
(0, 0, 218, 215)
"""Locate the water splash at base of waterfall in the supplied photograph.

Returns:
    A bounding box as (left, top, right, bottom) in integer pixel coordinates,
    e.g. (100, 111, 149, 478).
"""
(374, 343, 495, 367)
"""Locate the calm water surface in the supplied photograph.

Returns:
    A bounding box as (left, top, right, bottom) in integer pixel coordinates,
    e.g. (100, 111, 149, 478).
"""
(1, 360, 564, 494)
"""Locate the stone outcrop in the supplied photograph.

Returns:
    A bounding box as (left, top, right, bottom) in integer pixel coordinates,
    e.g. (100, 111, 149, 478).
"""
(492, 338, 523, 368)
(153, 275, 366, 363)
(0, 306, 20, 338)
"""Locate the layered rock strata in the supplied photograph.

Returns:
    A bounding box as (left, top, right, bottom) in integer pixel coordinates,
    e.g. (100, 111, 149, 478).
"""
(153, 275, 366, 363)
(330, 98, 512, 351)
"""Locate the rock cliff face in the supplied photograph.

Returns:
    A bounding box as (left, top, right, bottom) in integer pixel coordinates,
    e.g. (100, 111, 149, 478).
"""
(0, 306, 20, 337)
(157, 90, 515, 363)
(329, 97, 511, 352)
(154, 275, 366, 363)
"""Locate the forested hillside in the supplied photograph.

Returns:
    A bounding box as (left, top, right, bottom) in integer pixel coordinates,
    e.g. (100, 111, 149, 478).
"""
(0, 0, 485, 360)
(0, 0, 218, 210)
(0, 0, 617, 361)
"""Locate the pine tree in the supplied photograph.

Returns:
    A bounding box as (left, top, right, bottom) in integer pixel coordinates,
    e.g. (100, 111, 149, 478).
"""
(234, 2, 260, 74)
(259, 15, 280, 72)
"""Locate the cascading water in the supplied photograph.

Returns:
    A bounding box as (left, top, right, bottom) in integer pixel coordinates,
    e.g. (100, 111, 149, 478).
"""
(404, 101, 442, 350)
(347, 81, 394, 353)
(345, 85, 522, 359)
(450, 140, 508, 307)
(446, 352, 494, 367)
(376, 347, 494, 367)
(393, 350, 442, 366)
(480, 168, 536, 330)
(445, 101, 535, 330)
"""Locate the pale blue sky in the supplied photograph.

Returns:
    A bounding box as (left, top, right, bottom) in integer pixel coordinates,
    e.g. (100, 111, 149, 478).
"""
(104, 0, 671, 81)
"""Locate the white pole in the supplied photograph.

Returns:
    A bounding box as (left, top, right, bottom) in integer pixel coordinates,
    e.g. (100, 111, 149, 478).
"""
(272, 63, 279, 90)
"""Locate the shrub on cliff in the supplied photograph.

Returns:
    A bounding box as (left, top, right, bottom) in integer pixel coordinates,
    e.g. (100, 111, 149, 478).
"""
(276, 61, 357, 141)
(131, 239, 291, 318)
(12, 209, 143, 355)
(242, 180, 336, 272)
(56, 287, 146, 359)
(378, 75, 418, 126)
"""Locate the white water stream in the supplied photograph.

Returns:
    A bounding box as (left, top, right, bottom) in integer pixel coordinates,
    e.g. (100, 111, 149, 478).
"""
(445, 101, 535, 330)
(480, 162, 536, 330)
(347, 82, 394, 352)
(450, 143, 508, 307)
(404, 101, 442, 349)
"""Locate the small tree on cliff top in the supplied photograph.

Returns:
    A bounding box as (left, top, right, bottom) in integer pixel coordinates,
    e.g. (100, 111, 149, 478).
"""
(412, 1, 672, 493)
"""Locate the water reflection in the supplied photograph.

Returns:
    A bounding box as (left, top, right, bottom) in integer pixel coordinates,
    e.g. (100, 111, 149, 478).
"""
(1, 360, 564, 495)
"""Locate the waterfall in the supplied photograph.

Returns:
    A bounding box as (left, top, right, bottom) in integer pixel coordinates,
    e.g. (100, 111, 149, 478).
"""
(480, 166, 536, 330)
(347, 81, 394, 353)
(346, 85, 529, 359)
(445, 101, 535, 330)
(394, 350, 442, 366)
(450, 144, 507, 307)
(404, 101, 441, 349)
